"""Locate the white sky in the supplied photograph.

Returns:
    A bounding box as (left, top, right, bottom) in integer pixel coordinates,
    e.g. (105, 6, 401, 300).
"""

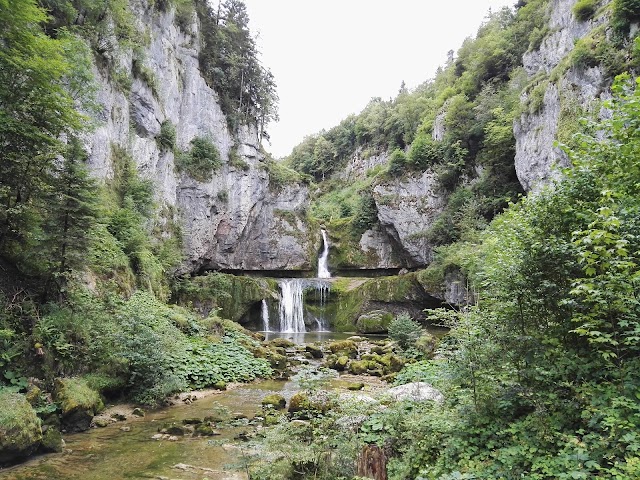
(241, 0, 517, 158)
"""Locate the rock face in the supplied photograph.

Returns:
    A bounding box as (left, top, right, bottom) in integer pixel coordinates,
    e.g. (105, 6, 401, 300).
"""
(387, 382, 444, 403)
(514, 0, 611, 192)
(84, 3, 312, 273)
(372, 171, 445, 266)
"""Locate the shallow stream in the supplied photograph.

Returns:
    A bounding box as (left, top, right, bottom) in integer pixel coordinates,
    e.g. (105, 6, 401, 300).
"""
(0, 380, 292, 480)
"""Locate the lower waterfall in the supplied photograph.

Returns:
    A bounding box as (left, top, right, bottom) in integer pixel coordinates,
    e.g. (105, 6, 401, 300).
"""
(276, 279, 331, 333)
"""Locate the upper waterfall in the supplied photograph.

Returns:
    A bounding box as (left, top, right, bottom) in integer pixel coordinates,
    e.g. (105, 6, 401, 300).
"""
(318, 229, 331, 279)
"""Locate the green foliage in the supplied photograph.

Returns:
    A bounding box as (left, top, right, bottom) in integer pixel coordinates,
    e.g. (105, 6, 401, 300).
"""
(388, 313, 423, 350)
(175, 136, 222, 181)
(376, 76, 640, 479)
(571, 37, 599, 69)
(386, 148, 407, 176)
(264, 157, 307, 191)
(157, 120, 177, 152)
(573, 0, 598, 21)
(196, 0, 278, 133)
(408, 133, 442, 169)
(350, 191, 378, 235)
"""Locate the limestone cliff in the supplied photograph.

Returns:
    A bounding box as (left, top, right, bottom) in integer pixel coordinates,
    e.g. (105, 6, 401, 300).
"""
(83, 2, 313, 274)
(514, 0, 611, 192)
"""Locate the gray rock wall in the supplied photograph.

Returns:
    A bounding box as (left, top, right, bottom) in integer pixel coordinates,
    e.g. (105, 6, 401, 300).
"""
(514, 0, 610, 192)
(83, 3, 312, 273)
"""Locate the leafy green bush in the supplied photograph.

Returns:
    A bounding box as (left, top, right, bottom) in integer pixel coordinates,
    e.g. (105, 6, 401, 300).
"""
(573, 0, 597, 21)
(157, 120, 176, 151)
(570, 37, 599, 69)
(388, 313, 422, 350)
(408, 133, 442, 169)
(387, 148, 407, 176)
(175, 136, 221, 181)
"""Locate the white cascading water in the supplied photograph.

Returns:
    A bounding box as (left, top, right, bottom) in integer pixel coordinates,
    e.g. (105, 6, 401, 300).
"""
(318, 229, 331, 279)
(261, 299, 271, 332)
(276, 279, 331, 333)
(278, 279, 306, 333)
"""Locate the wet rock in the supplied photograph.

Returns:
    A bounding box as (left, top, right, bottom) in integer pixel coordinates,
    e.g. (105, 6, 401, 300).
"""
(132, 408, 145, 417)
(163, 424, 187, 436)
(387, 382, 444, 403)
(194, 424, 219, 436)
(54, 378, 104, 433)
(111, 413, 127, 421)
(93, 418, 110, 428)
(40, 427, 63, 453)
(261, 394, 286, 410)
(305, 344, 324, 359)
(182, 418, 202, 425)
(0, 391, 42, 464)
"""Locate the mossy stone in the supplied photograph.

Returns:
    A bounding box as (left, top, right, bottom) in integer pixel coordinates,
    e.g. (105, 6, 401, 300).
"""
(213, 381, 227, 391)
(348, 360, 370, 375)
(269, 338, 295, 348)
(356, 310, 394, 334)
(347, 382, 365, 391)
(0, 391, 42, 464)
(40, 427, 63, 453)
(261, 394, 286, 410)
(328, 340, 358, 358)
(305, 344, 324, 359)
(335, 356, 349, 371)
(194, 424, 216, 436)
(54, 377, 103, 433)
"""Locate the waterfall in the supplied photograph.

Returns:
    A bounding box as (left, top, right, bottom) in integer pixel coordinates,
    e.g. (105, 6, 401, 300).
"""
(276, 279, 331, 333)
(278, 279, 306, 333)
(318, 229, 331, 279)
(261, 299, 271, 332)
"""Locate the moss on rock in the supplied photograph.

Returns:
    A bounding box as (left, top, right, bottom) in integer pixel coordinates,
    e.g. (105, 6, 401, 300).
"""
(54, 377, 104, 433)
(356, 310, 394, 333)
(0, 391, 42, 465)
(262, 394, 286, 410)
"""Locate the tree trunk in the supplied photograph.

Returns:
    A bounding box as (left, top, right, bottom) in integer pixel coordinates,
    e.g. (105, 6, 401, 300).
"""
(357, 445, 387, 480)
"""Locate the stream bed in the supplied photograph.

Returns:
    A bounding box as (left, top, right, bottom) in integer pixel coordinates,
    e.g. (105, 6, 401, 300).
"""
(0, 380, 293, 480)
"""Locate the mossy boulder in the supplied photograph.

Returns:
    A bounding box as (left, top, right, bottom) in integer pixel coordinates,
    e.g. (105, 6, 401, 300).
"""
(356, 310, 394, 334)
(305, 343, 324, 359)
(348, 360, 370, 375)
(194, 424, 217, 436)
(54, 377, 104, 433)
(0, 391, 42, 465)
(262, 394, 286, 410)
(347, 382, 365, 391)
(328, 340, 358, 358)
(213, 381, 227, 391)
(40, 427, 63, 453)
(269, 338, 295, 348)
(416, 332, 437, 357)
(288, 391, 334, 418)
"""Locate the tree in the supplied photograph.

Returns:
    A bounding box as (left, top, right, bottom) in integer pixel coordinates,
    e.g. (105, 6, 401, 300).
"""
(41, 137, 99, 296)
(0, 0, 81, 267)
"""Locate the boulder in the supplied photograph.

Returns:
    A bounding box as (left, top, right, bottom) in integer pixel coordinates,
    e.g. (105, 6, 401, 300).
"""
(356, 310, 394, 334)
(0, 392, 42, 464)
(328, 340, 358, 358)
(54, 377, 104, 433)
(305, 343, 324, 359)
(40, 427, 63, 453)
(261, 394, 286, 410)
(269, 338, 295, 348)
(387, 382, 444, 403)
